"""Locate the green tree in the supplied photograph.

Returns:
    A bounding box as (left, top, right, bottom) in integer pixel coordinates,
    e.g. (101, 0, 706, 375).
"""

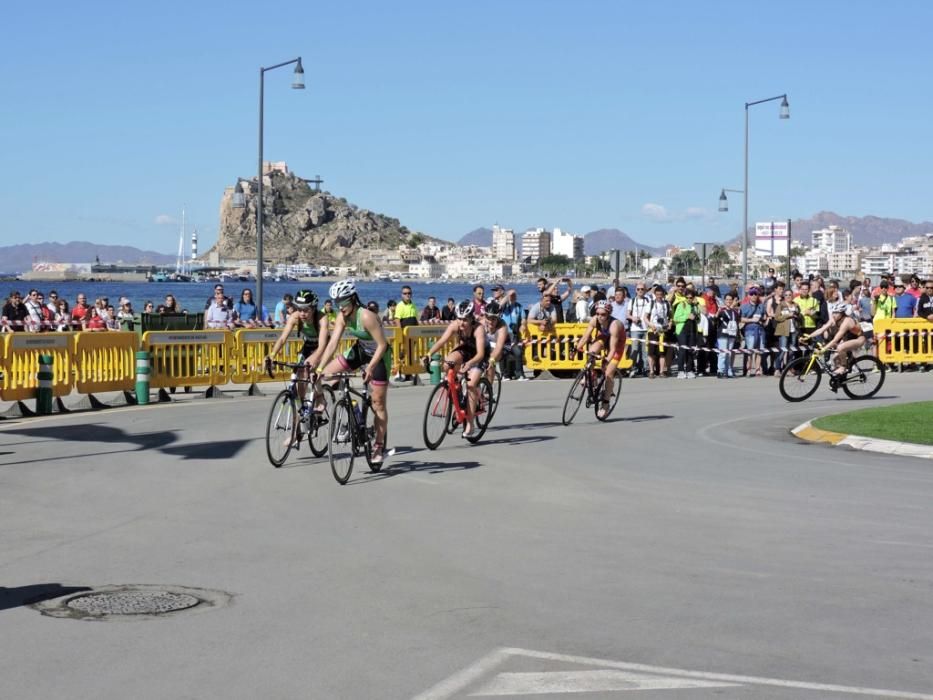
(539, 254, 572, 274)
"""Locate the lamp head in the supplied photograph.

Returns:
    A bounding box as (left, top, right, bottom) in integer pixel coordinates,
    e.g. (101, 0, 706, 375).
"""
(779, 95, 790, 119)
(292, 58, 305, 89)
(232, 181, 246, 209)
(718, 189, 728, 212)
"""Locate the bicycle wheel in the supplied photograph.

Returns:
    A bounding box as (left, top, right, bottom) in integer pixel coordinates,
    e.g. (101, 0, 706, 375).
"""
(841, 356, 885, 400)
(266, 390, 297, 467)
(489, 369, 503, 420)
(779, 355, 822, 402)
(363, 403, 387, 472)
(423, 382, 452, 450)
(307, 385, 335, 458)
(562, 369, 587, 425)
(596, 372, 623, 421)
(466, 377, 495, 444)
(328, 399, 356, 484)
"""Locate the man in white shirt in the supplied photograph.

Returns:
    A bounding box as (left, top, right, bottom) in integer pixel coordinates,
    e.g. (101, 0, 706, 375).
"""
(575, 285, 593, 322)
(626, 283, 651, 376)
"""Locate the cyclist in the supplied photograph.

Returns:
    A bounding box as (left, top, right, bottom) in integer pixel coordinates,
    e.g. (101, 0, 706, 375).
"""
(264, 289, 330, 413)
(315, 280, 392, 465)
(575, 299, 626, 418)
(422, 300, 487, 438)
(803, 302, 865, 377)
(482, 300, 511, 387)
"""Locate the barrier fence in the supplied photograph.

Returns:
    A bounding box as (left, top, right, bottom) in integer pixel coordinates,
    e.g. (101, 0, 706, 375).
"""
(1, 319, 931, 406)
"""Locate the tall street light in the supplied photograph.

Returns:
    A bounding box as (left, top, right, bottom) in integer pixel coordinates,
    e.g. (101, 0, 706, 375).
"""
(740, 94, 789, 290)
(254, 57, 304, 316)
(718, 187, 744, 278)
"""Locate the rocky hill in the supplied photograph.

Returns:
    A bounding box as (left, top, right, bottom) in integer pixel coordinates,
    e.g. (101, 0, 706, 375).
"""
(582, 229, 667, 256)
(457, 227, 493, 247)
(213, 170, 428, 264)
(787, 211, 933, 247)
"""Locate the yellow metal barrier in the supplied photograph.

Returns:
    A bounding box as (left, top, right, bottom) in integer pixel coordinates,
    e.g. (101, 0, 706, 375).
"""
(0, 332, 75, 401)
(523, 323, 633, 371)
(0, 333, 8, 401)
(73, 331, 137, 394)
(400, 325, 455, 375)
(142, 330, 234, 389)
(232, 329, 303, 384)
(874, 318, 933, 363)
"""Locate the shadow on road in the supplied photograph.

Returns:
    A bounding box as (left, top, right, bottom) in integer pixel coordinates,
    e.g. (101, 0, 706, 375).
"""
(485, 421, 563, 432)
(472, 434, 556, 447)
(346, 455, 481, 485)
(0, 584, 91, 612)
(612, 414, 673, 423)
(0, 424, 251, 463)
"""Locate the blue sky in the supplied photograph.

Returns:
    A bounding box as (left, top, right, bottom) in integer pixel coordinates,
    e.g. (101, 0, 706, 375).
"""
(2, 0, 931, 253)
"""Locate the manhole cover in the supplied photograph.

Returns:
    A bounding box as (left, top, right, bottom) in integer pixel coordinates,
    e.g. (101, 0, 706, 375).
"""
(30, 584, 233, 621)
(66, 590, 200, 615)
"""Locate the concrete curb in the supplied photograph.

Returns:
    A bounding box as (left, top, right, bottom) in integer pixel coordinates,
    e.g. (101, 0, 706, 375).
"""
(792, 420, 933, 460)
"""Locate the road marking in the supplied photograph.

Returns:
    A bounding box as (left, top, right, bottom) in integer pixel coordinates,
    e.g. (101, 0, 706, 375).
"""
(414, 647, 933, 700)
(470, 669, 739, 695)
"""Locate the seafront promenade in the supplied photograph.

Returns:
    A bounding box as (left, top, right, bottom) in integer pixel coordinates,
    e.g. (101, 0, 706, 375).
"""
(2, 373, 933, 699)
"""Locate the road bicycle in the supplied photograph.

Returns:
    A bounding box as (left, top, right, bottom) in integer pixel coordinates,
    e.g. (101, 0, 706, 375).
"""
(327, 372, 389, 484)
(486, 361, 503, 420)
(561, 351, 623, 425)
(423, 361, 494, 450)
(778, 340, 885, 402)
(264, 360, 334, 467)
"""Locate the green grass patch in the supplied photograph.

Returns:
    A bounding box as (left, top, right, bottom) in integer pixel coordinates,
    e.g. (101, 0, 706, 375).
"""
(811, 401, 933, 445)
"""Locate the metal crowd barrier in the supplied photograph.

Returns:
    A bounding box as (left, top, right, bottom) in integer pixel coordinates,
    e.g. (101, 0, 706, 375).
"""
(142, 331, 234, 397)
(874, 318, 933, 363)
(73, 331, 137, 395)
(0, 332, 74, 401)
(232, 329, 303, 386)
(399, 325, 455, 376)
(523, 323, 633, 371)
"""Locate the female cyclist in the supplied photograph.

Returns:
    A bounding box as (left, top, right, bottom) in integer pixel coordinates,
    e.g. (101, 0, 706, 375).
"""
(482, 300, 511, 386)
(315, 280, 392, 464)
(575, 299, 626, 418)
(422, 300, 487, 438)
(264, 289, 330, 410)
(804, 302, 865, 375)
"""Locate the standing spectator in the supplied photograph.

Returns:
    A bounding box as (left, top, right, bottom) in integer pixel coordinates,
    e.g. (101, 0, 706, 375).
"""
(205, 287, 232, 328)
(117, 297, 135, 330)
(24, 289, 44, 331)
(906, 275, 923, 300)
(699, 285, 720, 376)
(233, 288, 260, 327)
(500, 289, 525, 380)
(609, 287, 627, 324)
(918, 280, 933, 322)
(527, 293, 557, 331)
(893, 282, 918, 318)
(773, 289, 799, 372)
(626, 283, 651, 376)
(159, 294, 179, 314)
(673, 287, 700, 378)
(84, 307, 107, 331)
(870, 281, 896, 363)
(274, 293, 294, 327)
(1, 291, 28, 331)
(762, 267, 777, 295)
(395, 285, 419, 328)
(46, 291, 61, 318)
(761, 282, 786, 375)
(105, 304, 120, 330)
(381, 299, 397, 325)
(470, 284, 487, 317)
(322, 299, 337, 325)
(575, 285, 593, 322)
(35, 292, 55, 331)
(740, 287, 766, 376)
(645, 285, 673, 378)
(794, 280, 820, 336)
(72, 293, 91, 325)
(707, 276, 722, 299)
(143, 300, 155, 314)
(440, 297, 457, 322)
(420, 296, 441, 322)
(716, 293, 740, 378)
(488, 284, 506, 306)
(536, 277, 571, 323)
(55, 298, 71, 331)
(872, 274, 892, 298)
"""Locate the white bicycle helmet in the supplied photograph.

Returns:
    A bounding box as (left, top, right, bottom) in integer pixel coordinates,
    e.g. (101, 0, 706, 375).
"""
(594, 299, 611, 312)
(828, 301, 848, 315)
(455, 300, 474, 320)
(328, 279, 357, 302)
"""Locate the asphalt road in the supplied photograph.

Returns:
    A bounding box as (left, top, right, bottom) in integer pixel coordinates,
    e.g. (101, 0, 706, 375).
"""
(1, 373, 932, 699)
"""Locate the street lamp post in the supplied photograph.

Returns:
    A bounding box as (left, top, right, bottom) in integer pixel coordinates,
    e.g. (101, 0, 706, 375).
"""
(718, 187, 744, 282)
(255, 57, 304, 317)
(738, 94, 789, 291)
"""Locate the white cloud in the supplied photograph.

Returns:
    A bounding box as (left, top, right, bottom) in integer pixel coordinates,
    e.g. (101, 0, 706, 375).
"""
(641, 203, 672, 222)
(154, 214, 178, 226)
(641, 203, 710, 223)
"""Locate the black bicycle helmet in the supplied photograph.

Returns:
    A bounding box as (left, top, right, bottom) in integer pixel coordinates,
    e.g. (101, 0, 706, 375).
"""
(484, 300, 502, 318)
(293, 289, 318, 308)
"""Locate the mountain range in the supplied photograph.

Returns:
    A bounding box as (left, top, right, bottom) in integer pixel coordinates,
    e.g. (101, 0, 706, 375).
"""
(0, 242, 176, 274)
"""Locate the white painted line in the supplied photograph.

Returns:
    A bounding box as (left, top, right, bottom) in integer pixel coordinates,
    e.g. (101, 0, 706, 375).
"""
(470, 669, 739, 695)
(499, 648, 933, 700)
(411, 648, 513, 700)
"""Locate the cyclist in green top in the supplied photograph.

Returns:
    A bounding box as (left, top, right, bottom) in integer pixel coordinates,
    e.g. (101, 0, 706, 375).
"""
(264, 289, 330, 411)
(315, 280, 391, 464)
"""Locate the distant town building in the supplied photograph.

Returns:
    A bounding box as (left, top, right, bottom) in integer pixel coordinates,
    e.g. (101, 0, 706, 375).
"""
(551, 227, 585, 262)
(811, 225, 852, 254)
(492, 225, 516, 262)
(521, 228, 551, 263)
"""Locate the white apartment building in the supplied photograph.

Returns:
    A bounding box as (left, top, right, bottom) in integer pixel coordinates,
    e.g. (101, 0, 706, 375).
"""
(797, 252, 828, 276)
(551, 227, 585, 262)
(521, 228, 551, 263)
(811, 225, 852, 254)
(827, 251, 861, 278)
(860, 252, 931, 277)
(408, 259, 444, 279)
(491, 225, 516, 262)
